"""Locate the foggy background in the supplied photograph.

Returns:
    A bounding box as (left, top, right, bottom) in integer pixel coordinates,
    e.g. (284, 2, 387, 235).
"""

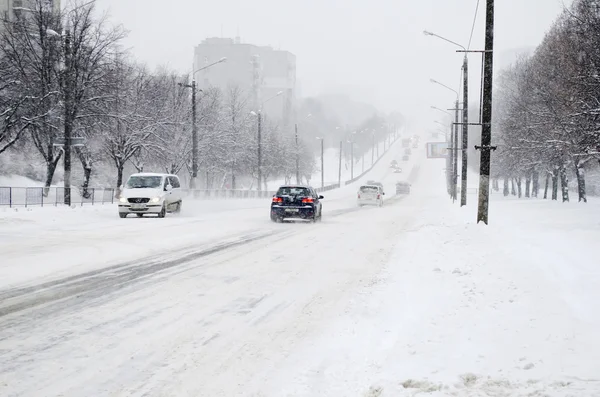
(95, 0, 572, 132)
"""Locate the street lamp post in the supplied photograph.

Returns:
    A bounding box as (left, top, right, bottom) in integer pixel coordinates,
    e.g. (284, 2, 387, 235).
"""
(430, 78, 460, 202)
(432, 106, 456, 199)
(180, 57, 227, 189)
(253, 91, 283, 190)
(424, 30, 470, 207)
(371, 131, 375, 166)
(351, 142, 354, 180)
(316, 137, 324, 188)
(294, 114, 312, 184)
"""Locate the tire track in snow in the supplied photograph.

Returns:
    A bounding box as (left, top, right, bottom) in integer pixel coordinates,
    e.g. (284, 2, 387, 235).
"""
(0, 230, 279, 320)
(0, 198, 408, 321)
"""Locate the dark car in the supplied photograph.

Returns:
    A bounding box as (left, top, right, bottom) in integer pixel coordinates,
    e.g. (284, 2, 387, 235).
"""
(396, 181, 411, 194)
(271, 185, 323, 222)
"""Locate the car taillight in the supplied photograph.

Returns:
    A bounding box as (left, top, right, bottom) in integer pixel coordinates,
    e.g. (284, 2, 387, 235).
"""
(272, 197, 283, 203)
(357, 193, 361, 198)
(302, 197, 314, 203)
(377, 194, 381, 199)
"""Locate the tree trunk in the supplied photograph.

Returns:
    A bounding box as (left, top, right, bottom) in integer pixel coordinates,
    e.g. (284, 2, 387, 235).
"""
(82, 164, 92, 199)
(543, 173, 549, 199)
(76, 149, 93, 199)
(560, 165, 569, 202)
(525, 174, 531, 198)
(516, 176, 522, 198)
(43, 151, 62, 196)
(115, 161, 124, 198)
(551, 168, 559, 200)
(511, 178, 516, 196)
(503, 177, 509, 196)
(532, 170, 539, 198)
(493, 178, 500, 191)
(574, 163, 587, 203)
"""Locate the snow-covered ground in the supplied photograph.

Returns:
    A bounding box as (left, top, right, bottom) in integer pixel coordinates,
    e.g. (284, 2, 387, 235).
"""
(1, 142, 599, 396)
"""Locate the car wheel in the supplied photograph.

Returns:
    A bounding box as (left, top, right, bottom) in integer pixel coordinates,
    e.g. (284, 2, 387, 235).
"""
(157, 205, 166, 218)
(270, 214, 278, 222)
(119, 213, 127, 219)
(174, 201, 182, 213)
(136, 213, 144, 218)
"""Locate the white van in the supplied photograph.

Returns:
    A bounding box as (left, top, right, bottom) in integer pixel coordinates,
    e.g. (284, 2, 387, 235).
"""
(118, 173, 183, 218)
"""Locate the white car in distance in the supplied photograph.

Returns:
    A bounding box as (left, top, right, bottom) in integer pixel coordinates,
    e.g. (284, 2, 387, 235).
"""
(118, 173, 183, 218)
(357, 184, 385, 207)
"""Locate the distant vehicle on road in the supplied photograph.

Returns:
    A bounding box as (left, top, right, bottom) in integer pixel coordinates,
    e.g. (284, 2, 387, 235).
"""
(357, 185, 384, 207)
(402, 155, 409, 161)
(396, 181, 411, 194)
(394, 167, 402, 173)
(390, 159, 398, 168)
(402, 138, 410, 148)
(118, 173, 183, 218)
(271, 185, 323, 223)
(404, 148, 412, 155)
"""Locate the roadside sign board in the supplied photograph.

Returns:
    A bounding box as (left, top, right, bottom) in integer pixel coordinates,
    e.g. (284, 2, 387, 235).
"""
(426, 142, 448, 158)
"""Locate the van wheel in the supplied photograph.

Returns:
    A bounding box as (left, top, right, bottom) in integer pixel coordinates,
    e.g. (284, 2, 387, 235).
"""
(158, 205, 166, 218)
(119, 213, 127, 219)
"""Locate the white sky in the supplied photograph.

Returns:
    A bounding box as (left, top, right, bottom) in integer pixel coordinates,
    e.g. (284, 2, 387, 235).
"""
(93, 0, 572, 132)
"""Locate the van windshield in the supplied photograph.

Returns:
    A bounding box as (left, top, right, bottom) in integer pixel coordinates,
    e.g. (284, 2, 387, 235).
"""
(126, 176, 163, 189)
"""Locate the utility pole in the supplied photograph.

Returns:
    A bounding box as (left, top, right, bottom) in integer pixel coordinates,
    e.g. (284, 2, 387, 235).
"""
(257, 112, 262, 190)
(295, 123, 300, 183)
(191, 80, 198, 189)
(371, 134, 375, 165)
(338, 140, 342, 187)
(477, 0, 495, 224)
(461, 55, 468, 207)
(320, 138, 324, 188)
(350, 142, 354, 180)
(362, 152, 365, 173)
(447, 123, 453, 197)
(453, 99, 459, 202)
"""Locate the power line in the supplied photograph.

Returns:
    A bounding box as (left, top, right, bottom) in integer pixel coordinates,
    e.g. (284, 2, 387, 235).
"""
(467, 0, 481, 50)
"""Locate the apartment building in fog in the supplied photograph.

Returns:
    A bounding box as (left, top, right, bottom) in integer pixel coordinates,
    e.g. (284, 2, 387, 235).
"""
(193, 37, 296, 128)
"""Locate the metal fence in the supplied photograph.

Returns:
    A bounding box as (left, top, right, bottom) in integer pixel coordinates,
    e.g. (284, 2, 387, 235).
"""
(1, 140, 399, 207)
(0, 187, 115, 207)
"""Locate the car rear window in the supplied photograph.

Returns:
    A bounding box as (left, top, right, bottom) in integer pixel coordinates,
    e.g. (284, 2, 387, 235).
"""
(360, 186, 379, 193)
(277, 187, 311, 196)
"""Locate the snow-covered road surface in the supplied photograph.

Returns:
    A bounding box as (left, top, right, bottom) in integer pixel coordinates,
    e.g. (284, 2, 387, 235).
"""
(1, 145, 599, 396)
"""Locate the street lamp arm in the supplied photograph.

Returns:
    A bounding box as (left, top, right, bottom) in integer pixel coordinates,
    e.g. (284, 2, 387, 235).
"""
(423, 30, 466, 51)
(192, 57, 227, 76)
(430, 79, 459, 98)
(431, 106, 452, 116)
(259, 91, 283, 110)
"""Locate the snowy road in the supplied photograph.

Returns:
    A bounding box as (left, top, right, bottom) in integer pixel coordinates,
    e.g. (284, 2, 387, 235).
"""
(1, 143, 600, 396)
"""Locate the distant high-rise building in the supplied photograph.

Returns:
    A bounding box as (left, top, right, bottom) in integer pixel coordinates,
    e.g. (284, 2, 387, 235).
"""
(193, 37, 296, 129)
(1, 0, 60, 21)
(1, 0, 60, 35)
